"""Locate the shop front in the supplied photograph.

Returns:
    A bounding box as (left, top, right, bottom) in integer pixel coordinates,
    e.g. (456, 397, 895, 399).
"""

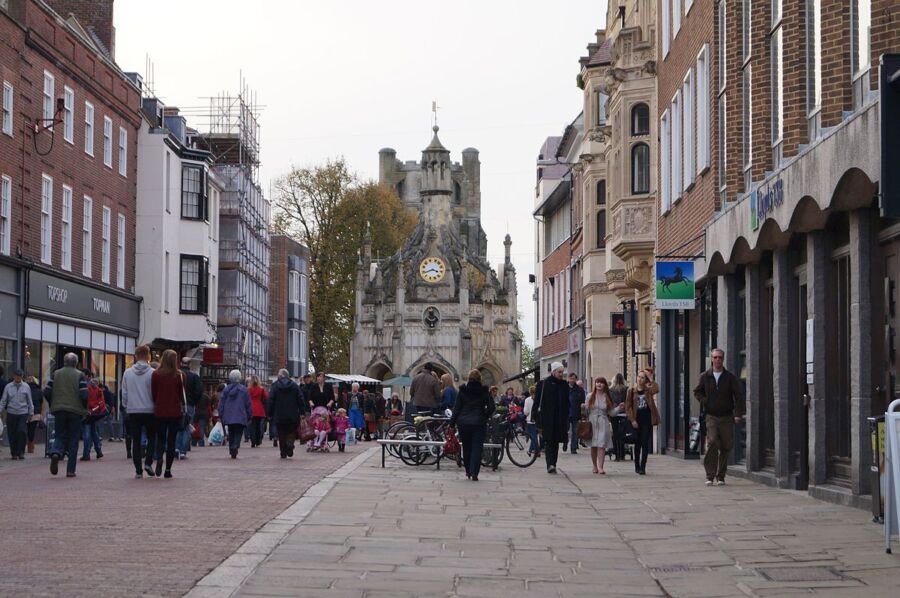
(0, 263, 22, 377)
(23, 270, 140, 398)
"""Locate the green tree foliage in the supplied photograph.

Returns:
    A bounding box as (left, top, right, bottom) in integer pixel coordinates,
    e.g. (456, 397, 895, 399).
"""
(271, 158, 416, 372)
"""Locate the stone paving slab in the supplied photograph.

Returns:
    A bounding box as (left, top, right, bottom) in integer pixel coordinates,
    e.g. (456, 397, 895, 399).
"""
(226, 446, 899, 597)
(0, 437, 359, 597)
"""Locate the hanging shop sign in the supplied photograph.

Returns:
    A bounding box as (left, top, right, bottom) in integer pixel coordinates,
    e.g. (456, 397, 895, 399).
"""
(750, 177, 785, 231)
(655, 261, 695, 310)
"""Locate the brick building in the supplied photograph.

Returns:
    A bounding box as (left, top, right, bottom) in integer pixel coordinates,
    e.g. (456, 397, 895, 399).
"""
(269, 235, 309, 379)
(0, 0, 141, 395)
(657, 0, 900, 507)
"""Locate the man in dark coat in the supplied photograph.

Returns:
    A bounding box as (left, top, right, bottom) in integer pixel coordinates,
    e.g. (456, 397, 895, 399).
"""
(268, 369, 307, 458)
(534, 362, 569, 474)
(565, 372, 586, 454)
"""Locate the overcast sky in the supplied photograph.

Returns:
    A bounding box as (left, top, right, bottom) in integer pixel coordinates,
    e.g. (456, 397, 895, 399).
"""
(115, 0, 609, 348)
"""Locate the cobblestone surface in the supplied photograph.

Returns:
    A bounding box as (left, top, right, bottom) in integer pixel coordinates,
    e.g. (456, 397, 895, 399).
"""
(230, 447, 900, 598)
(0, 438, 357, 597)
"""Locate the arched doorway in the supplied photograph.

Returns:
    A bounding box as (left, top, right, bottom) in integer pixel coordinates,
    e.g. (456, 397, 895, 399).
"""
(365, 361, 393, 381)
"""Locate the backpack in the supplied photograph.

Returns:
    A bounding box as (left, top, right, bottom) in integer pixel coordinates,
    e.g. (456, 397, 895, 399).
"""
(87, 384, 108, 418)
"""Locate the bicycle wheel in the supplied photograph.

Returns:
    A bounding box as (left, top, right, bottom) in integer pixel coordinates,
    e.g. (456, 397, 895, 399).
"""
(506, 425, 537, 467)
(416, 421, 443, 467)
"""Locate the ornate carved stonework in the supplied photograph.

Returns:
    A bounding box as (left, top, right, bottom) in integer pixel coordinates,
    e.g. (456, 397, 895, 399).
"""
(642, 60, 657, 75)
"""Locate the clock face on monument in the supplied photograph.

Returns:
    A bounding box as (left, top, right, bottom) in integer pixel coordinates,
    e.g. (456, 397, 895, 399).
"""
(419, 257, 446, 283)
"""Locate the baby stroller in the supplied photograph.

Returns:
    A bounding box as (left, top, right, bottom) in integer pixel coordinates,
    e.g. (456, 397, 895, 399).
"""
(307, 406, 333, 452)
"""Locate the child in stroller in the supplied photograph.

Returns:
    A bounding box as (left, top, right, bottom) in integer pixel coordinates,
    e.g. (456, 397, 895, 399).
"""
(333, 408, 350, 452)
(309, 410, 332, 452)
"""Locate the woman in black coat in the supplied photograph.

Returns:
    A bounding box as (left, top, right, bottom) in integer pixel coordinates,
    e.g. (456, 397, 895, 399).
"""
(267, 369, 307, 458)
(449, 369, 495, 481)
(307, 372, 334, 410)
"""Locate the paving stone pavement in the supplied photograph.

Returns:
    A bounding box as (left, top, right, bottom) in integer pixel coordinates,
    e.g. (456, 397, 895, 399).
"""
(0, 437, 358, 597)
(226, 447, 900, 598)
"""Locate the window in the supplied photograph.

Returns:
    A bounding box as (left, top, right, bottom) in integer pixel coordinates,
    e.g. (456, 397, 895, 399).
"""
(851, 0, 871, 78)
(300, 273, 308, 307)
(806, 0, 822, 115)
(697, 45, 710, 173)
(180, 255, 208, 314)
(718, 1, 727, 92)
(103, 116, 112, 167)
(686, 0, 694, 13)
(742, 0, 751, 64)
(40, 174, 52, 264)
(181, 165, 206, 220)
(596, 209, 606, 249)
(116, 213, 125, 289)
(3, 81, 13, 136)
(289, 270, 300, 304)
(165, 151, 171, 212)
(672, 91, 682, 200)
(101, 206, 111, 283)
(63, 87, 74, 143)
(164, 252, 170, 312)
(718, 94, 727, 195)
(682, 69, 694, 189)
(42, 71, 54, 128)
(631, 103, 650, 136)
(632, 143, 650, 194)
(662, 0, 671, 56)
(84, 102, 94, 156)
(288, 329, 300, 361)
(661, 110, 671, 213)
(673, 0, 682, 38)
(300, 330, 307, 363)
(596, 180, 606, 206)
(61, 185, 72, 271)
(118, 127, 127, 176)
(596, 92, 608, 125)
(82, 196, 92, 277)
(0, 175, 10, 255)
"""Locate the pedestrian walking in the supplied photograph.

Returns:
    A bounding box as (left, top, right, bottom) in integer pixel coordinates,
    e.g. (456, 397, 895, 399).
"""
(625, 371, 660, 475)
(410, 364, 440, 414)
(150, 350, 185, 478)
(192, 389, 211, 447)
(346, 383, 365, 439)
(609, 374, 628, 461)
(80, 371, 104, 461)
(1, 369, 34, 459)
(219, 370, 252, 459)
(693, 348, 745, 486)
(122, 344, 157, 478)
(565, 372, 586, 454)
(439, 374, 457, 413)
(523, 385, 541, 457)
(45, 353, 89, 477)
(449, 369, 495, 481)
(586, 377, 615, 474)
(308, 372, 334, 411)
(25, 375, 43, 454)
(362, 389, 377, 441)
(176, 357, 202, 459)
(267, 369, 306, 458)
(534, 362, 568, 474)
(333, 408, 350, 451)
(248, 375, 268, 448)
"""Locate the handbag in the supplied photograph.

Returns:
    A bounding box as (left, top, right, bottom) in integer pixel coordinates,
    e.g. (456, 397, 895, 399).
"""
(179, 372, 191, 431)
(296, 416, 315, 443)
(576, 419, 593, 440)
(624, 424, 640, 444)
(443, 427, 461, 455)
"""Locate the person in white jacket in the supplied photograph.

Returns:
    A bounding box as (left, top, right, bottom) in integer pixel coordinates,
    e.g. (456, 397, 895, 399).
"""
(523, 385, 541, 458)
(121, 345, 156, 478)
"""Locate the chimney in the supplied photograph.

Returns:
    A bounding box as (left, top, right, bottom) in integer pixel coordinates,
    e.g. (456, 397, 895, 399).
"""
(46, 1, 116, 59)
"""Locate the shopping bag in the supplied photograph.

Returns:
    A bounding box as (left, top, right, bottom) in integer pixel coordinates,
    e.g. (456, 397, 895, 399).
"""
(345, 428, 356, 445)
(576, 419, 593, 440)
(191, 424, 203, 440)
(443, 427, 460, 455)
(208, 421, 225, 445)
(297, 416, 315, 443)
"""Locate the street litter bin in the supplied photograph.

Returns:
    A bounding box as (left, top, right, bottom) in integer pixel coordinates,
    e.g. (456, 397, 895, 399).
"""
(869, 415, 886, 523)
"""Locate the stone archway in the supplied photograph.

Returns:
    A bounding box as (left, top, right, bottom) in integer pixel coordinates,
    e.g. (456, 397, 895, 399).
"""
(365, 362, 393, 381)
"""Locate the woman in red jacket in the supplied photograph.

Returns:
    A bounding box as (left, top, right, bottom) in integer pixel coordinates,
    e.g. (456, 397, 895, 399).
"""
(248, 375, 268, 448)
(151, 349, 185, 478)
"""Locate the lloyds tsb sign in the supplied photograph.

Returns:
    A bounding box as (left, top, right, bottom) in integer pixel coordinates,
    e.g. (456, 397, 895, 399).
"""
(750, 177, 784, 231)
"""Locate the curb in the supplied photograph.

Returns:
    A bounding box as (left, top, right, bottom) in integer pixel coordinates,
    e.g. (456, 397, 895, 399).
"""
(183, 447, 377, 598)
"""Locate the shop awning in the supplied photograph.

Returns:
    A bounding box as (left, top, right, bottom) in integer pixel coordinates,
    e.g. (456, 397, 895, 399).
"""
(381, 375, 412, 387)
(324, 374, 382, 385)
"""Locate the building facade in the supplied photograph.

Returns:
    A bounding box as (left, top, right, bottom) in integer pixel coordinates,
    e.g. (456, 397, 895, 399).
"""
(269, 235, 309, 379)
(135, 99, 220, 358)
(351, 128, 521, 385)
(658, 0, 899, 507)
(1, 0, 141, 397)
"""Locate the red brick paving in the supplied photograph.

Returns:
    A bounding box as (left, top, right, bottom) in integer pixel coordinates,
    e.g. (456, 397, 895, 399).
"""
(0, 439, 358, 597)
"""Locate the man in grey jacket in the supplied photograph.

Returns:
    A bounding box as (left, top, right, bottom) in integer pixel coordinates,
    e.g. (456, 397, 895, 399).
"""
(122, 344, 156, 478)
(1, 368, 34, 459)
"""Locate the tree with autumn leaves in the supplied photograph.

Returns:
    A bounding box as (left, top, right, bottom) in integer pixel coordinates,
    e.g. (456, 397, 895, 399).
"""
(271, 158, 417, 373)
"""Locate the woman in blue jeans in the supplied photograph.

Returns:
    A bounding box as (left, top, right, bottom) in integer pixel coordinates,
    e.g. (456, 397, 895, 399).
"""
(523, 386, 542, 457)
(218, 369, 252, 459)
(449, 369, 495, 481)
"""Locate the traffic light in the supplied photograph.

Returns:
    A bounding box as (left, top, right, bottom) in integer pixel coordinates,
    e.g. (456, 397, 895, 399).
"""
(611, 312, 628, 337)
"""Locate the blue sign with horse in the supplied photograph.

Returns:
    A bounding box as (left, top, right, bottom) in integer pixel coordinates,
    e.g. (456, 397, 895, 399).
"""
(656, 261, 696, 310)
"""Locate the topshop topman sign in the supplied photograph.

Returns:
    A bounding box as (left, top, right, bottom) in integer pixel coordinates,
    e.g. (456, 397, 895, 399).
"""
(28, 270, 139, 335)
(750, 177, 785, 231)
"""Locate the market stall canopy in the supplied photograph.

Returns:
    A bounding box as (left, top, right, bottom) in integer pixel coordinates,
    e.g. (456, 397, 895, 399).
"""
(325, 374, 382, 385)
(381, 376, 412, 387)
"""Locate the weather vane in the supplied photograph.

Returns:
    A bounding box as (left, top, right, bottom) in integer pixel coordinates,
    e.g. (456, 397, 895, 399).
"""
(432, 100, 440, 128)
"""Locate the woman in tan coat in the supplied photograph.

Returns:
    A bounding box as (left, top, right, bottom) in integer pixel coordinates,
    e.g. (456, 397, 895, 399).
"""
(625, 371, 660, 475)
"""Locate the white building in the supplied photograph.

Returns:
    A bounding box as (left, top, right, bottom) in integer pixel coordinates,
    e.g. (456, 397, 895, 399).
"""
(135, 99, 220, 354)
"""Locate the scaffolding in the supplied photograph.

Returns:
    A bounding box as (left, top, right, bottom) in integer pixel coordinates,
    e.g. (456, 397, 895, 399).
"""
(193, 78, 271, 379)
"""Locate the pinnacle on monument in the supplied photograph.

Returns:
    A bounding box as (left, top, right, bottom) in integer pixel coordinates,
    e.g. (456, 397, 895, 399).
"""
(425, 125, 448, 152)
